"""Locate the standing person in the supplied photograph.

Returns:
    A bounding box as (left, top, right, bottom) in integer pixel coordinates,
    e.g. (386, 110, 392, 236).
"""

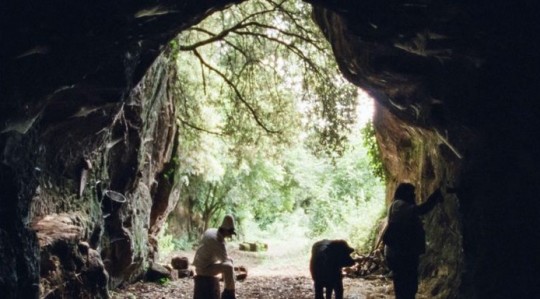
(382, 183, 443, 299)
(193, 215, 237, 299)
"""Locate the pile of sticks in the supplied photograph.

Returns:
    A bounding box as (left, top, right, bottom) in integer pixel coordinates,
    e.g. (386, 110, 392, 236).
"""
(344, 249, 388, 278)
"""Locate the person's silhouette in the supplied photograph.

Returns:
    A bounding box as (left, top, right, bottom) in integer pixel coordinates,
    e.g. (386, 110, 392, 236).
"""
(383, 183, 443, 299)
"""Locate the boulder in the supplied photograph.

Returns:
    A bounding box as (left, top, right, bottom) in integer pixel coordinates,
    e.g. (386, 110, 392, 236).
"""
(145, 262, 172, 283)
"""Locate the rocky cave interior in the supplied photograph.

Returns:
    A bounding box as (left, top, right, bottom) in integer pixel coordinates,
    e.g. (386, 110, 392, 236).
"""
(1, 0, 539, 298)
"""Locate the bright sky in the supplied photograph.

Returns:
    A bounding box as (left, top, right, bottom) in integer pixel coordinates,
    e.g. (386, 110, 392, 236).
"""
(355, 88, 375, 127)
(296, 88, 375, 141)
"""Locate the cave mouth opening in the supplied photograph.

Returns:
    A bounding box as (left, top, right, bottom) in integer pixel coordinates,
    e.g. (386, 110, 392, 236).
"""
(157, 0, 387, 267)
(11, 0, 540, 297)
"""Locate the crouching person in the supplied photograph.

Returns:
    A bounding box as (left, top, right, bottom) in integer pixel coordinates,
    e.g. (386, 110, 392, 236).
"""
(193, 215, 237, 299)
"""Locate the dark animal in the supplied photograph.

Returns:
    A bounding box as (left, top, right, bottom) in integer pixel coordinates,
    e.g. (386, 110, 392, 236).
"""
(310, 239, 355, 299)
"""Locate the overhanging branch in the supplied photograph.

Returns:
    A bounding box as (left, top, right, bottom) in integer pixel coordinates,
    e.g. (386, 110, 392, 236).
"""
(177, 118, 226, 136)
(192, 49, 280, 134)
(232, 30, 323, 76)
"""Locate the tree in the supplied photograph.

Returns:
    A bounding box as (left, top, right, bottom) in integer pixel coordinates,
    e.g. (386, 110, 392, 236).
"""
(165, 0, 385, 240)
(171, 0, 359, 157)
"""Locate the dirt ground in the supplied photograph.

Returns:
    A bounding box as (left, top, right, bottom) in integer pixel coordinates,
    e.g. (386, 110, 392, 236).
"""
(110, 274, 394, 299)
(110, 238, 403, 299)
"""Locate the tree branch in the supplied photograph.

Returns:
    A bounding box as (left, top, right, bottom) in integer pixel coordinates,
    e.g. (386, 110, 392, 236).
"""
(241, 21, 325, 51)
(179, 25, 237, 51)
(192, 49, 280, 134)
(264, 0, 319, 37)
(232, 30, 323, 76)
(189, 28, 250, 61)
(178, 7, 277, 51)
(179, 4, 324, 53)
(177, 117, 227, 136)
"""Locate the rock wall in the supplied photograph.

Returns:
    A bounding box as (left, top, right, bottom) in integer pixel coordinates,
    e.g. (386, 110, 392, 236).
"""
(312, 1, 540, 297)
(0, 54, 179, 297)
(373, 103, 464, 298)
(1, 1, 241, 295)
(1, 0, 539, 298)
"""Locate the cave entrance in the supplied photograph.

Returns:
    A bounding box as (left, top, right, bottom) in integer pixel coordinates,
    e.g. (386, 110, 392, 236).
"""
(155, 0, 387, 284)
(5, 0, 540, 297)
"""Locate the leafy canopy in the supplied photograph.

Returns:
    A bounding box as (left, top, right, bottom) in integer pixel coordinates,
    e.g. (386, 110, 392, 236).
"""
(165, 0, 385, 247)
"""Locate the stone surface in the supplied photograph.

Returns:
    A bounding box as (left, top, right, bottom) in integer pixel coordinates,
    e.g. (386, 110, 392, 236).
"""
(31, 213, 87, 247)
(311, 2, 540, 297)
(1, 0, 539, 298)
(145, 262, 172, 282)
(39, 239, 109, 299)
(32, 214, 109, 298)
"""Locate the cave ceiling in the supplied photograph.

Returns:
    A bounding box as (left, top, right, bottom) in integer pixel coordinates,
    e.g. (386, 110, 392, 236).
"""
(1, 0, 539, 298)
(2, 0, 535, 132)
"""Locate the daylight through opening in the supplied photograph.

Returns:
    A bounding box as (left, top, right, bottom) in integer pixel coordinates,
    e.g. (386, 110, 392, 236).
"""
(156, 0, 386, 279)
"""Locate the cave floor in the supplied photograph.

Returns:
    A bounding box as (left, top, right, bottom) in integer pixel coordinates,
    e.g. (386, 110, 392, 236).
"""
(110, 241, 432, 299)
(110, 274, 395, 299)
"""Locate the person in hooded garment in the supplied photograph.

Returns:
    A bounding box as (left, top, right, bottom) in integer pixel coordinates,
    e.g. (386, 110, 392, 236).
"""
(383, 183, 443, 299)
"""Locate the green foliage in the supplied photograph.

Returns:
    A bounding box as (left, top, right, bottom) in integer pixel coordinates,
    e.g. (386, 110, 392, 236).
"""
(172, 235, 194, 251)
(157, 223, 194, 257)
(286, 133, 386, 241)
(158, 277, 170, 286)
(172, 0, 358, 159)
(162, 156, 180, 182)
(348, 199, 387, 253)
(361, 121, 387, 182)
(157, 223, 176, 257)
(161, 0, 386, 253)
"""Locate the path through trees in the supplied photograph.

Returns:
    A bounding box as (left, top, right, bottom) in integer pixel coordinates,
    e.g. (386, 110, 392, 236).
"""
(110, 240, 433, 298)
